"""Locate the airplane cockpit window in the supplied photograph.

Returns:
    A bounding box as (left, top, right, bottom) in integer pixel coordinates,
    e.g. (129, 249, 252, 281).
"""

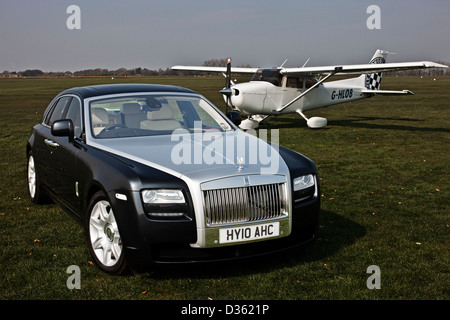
(251, 69, 283, 86)
(305, 78, 318, 89)
(286, 77, 303, 88)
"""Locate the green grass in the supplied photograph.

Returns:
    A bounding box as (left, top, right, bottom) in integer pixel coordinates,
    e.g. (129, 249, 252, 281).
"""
(0, 75, 448, 300)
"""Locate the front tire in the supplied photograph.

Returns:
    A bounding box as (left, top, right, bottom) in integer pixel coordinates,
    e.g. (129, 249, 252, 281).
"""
(86, 191, 127, 275)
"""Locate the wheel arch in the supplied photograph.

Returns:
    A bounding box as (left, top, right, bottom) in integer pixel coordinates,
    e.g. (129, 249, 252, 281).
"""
(81, 181, 108, 218)
(26, 142, 31, 157)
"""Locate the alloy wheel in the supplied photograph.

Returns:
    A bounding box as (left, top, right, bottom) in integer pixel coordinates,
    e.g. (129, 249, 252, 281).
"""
(88, 200, 123, 268)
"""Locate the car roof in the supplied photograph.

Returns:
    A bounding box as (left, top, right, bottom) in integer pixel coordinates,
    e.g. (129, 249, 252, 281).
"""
(59, 83, 197, 99)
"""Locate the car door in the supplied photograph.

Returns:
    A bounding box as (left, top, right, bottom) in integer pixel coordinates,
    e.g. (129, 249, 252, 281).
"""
(38, 95, 83, 212)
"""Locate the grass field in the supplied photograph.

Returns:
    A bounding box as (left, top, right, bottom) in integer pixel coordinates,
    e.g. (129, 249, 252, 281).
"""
(0, 75, 448, 300)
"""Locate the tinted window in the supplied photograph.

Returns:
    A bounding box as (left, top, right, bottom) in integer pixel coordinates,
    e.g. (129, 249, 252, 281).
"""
(65, 98, 82, 138)
(286, 77, 303, 88)
(305, 78, 317, 89)
(251, 69, 282, 86)
(45, 96, 71, 126)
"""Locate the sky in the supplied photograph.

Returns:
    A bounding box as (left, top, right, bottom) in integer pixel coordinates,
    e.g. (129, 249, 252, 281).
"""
(1, 0, 449, 72)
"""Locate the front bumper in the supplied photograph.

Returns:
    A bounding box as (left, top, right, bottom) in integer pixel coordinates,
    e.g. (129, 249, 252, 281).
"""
(110, 168, 320, 269)
(123, 193, 319, 267)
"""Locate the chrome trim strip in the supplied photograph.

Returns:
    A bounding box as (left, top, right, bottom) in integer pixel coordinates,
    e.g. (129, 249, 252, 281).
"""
(201, 174, 286, 190)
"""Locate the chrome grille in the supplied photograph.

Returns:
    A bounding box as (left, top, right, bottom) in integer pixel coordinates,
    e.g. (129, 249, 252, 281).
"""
(203, 183, 286, 226)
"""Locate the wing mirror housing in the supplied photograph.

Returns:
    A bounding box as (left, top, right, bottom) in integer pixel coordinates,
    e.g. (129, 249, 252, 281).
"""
(51, 119, 75, 142)
(226, 111, 241, 126)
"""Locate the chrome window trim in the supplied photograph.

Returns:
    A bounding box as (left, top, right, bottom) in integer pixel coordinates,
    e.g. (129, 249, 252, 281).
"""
(41, 94, 83, 130)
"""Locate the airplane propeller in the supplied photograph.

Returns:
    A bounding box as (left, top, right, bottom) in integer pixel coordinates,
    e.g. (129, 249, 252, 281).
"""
(220, 58, 242, 126)
(220, 58, 233, 111)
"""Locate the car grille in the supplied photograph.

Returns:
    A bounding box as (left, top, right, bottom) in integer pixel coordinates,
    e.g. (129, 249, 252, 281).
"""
(203, 183, 286, 226)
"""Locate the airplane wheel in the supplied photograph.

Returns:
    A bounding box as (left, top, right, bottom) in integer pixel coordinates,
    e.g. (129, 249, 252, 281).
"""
(239, 119, 259, 130)
(307, 117, 327, 129)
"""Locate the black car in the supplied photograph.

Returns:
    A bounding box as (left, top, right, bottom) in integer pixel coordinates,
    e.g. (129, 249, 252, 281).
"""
(27, 84, 320, 274)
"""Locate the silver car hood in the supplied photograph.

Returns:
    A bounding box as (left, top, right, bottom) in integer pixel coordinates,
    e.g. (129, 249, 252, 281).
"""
(89, 130, 289, 183)
(89, 130, 292, 249)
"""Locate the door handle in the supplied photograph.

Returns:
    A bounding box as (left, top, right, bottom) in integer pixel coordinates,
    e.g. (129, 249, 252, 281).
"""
(45, 139, 59, 148)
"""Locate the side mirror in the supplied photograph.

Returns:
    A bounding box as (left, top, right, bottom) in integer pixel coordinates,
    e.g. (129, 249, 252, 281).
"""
(226, 111, 241, 126)
(51, 119, 74, 142)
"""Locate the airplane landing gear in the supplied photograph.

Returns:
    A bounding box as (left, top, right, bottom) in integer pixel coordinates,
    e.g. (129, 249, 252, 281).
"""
(297, 111, 327, 129)
(238, 115, 270, 130)
(306, 117, 328, 129)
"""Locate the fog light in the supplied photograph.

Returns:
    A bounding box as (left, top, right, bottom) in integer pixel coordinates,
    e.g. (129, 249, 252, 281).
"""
(148, 212, 185, 217)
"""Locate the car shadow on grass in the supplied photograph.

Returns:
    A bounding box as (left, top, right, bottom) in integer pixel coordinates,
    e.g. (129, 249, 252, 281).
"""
(142, 210, 366, 280)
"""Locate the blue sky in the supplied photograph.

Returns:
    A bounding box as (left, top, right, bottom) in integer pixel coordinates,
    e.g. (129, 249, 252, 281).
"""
(1, 0, 449, 72)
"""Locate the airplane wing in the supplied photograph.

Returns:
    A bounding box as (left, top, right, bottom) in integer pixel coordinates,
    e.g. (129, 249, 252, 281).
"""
(171, 65, 258, 74)
(172, 61, 447, 76)
(281, 61, 448, 76)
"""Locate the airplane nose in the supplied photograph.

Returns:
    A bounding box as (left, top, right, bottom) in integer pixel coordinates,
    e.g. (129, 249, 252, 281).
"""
(220, 87, 232, 97)
(224, 82, 267, 114)
(229, 88, 244, 108)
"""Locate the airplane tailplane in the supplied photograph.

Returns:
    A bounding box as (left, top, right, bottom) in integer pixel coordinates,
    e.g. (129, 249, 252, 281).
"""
(360, 49, 391, 91)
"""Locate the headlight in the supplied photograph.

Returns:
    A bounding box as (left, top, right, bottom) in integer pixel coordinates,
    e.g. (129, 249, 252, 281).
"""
(141, 189, 187, 218)
(141, 189, 185, 204)
(293, 174, 315, 191)
(293, 174, 316, 203)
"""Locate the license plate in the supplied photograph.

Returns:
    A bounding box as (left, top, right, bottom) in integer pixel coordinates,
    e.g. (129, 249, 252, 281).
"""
(219, 222, 280, 244)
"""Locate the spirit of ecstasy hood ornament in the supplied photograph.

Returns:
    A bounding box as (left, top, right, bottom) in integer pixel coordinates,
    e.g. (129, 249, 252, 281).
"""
(237, 156, 244, 171)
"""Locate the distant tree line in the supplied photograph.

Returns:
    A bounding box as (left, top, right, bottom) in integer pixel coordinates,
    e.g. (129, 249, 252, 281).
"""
(202, 58, 252, 68)
(1, 59, 448, 77)
(0, 67, 179, 78)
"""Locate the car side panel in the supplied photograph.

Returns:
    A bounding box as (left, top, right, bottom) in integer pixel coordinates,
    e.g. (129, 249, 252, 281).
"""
(74, 144, 198, 253)
(28, 124, 82, 214)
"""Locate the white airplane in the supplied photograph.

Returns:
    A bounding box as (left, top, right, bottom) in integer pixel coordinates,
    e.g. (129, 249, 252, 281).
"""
(172, 50, 447, 129)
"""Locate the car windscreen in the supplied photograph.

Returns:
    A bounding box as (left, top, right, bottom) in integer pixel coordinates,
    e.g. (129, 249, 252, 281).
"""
(89, 94, 234, 138)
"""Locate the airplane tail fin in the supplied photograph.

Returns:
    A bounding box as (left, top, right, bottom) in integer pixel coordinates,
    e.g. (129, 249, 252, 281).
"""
(362, 49, 391, 90)
(360, 50, 415, 96)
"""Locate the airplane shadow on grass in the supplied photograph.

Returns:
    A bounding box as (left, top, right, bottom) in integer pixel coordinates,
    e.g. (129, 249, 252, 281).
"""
(328, 116, 450, 133)
(266, 116, 450, 133)
(144, 210, 366, 279)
